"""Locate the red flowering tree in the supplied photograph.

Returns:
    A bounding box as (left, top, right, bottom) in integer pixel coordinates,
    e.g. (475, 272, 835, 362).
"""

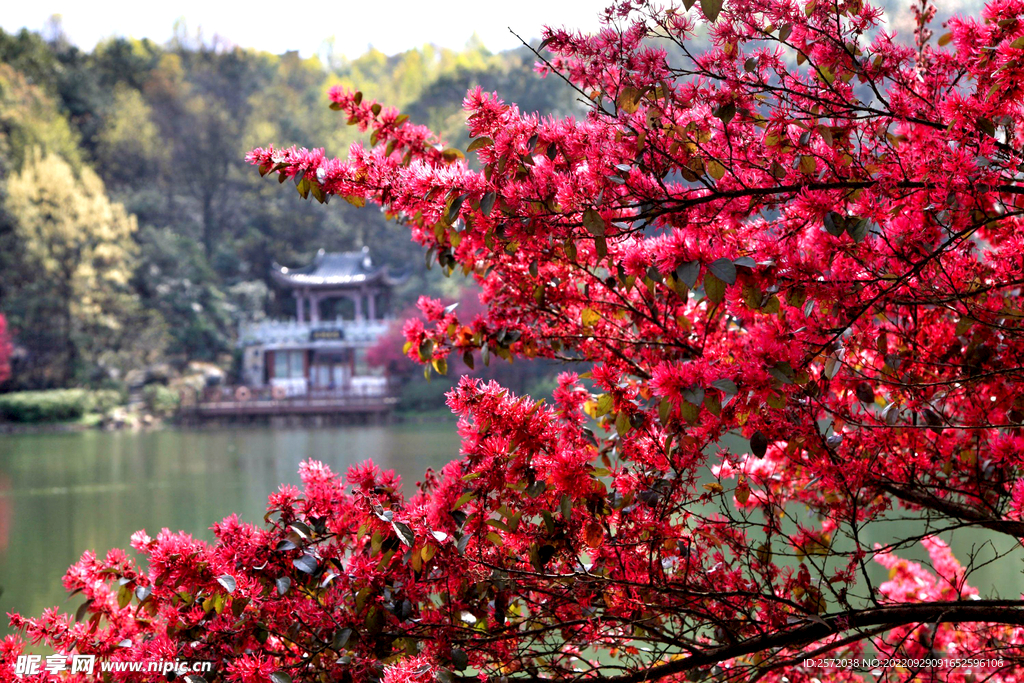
(8, 0, 1024, 682)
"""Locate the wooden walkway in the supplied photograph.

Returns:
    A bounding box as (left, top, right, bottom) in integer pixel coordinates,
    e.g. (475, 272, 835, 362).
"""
(192, 395, 395, 417)
(179, 387, 398, 424)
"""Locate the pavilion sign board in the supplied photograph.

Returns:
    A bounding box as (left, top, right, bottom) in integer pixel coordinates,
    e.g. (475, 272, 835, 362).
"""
(310, 329, 344, 341)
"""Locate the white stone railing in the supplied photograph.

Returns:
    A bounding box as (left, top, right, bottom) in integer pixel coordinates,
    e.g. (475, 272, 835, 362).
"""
(239, 318, 392, 346)
(265, 376, 388, 398)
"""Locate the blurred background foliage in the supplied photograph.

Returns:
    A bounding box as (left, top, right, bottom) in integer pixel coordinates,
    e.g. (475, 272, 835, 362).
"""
(0, 20, 580, 393)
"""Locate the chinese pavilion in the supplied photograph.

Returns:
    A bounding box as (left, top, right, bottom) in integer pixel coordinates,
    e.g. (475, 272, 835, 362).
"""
(237, 247, 404, 398)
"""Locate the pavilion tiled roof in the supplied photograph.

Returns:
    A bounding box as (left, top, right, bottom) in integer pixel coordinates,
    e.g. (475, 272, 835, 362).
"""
(271, 247, 404, 288)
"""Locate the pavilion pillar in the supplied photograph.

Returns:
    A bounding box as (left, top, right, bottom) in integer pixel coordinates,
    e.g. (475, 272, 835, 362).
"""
(310, 294, 320, 323)
(368, 290, 376, 320)
(295, 292, 305, 323)
(353, 293, 362, 321)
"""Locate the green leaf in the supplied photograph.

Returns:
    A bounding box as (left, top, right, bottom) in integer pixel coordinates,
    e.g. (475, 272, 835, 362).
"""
(581, 308, 601, 327)
(75, 600, 92, 621)
(714, 102, 736, 125)
(393, 521, 415, 547)
(733, 256, 756, 268)
(467, 137, 494, 153)
(704, 393, 722, 416)
(452, 492, 476, 510)
(616, 86, 642, 114)
(846, 217, 870, 243)
(418, 338, 435, 361)
(270, 672, 292, 683)
(293, 554, 317, 574)
(446, 194, 467, 224)
(855, 382, 875, 403)
(823, 212, 845, 237)
(560, 494, 573, 521)
(704, 272, 727, 303)
(676, 260, 700, 288)
(441, 148, 465, 162)
(658, 398, 672, 423)
(750, 431, 768, 458)
(711, 378, 738, 395)
(480, 191, 497, 217)
(708, 257, 737, 284)
(310, 183, 326, 204)
(332, 628, 353, 649)
(707, 159, 726, 180)
(768, 363, 794, 385)
(702, 0, 723, 22)
(615, 410, 632, 436)
(682, 387, 705, 405)
(583, 208, 606, 236)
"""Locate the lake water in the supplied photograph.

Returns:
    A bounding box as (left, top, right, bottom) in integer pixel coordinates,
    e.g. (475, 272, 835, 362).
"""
(1, 424, 1021, 639)
(0, 423, 461, 634)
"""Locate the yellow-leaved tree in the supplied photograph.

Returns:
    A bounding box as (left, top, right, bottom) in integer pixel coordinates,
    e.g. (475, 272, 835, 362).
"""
(4, 149, 165, 386)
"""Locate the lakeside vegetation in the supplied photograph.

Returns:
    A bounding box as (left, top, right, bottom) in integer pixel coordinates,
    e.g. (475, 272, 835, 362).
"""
(0, 388, 120, 423)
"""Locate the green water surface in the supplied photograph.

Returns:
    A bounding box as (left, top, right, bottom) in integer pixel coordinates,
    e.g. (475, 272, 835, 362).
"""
(0, 423, 460, 634)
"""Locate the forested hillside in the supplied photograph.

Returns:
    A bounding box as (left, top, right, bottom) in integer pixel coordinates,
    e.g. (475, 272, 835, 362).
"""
(0, 23, 579, 390)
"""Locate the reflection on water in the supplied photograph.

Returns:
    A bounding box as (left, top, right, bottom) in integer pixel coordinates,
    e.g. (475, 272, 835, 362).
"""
(0, 424, 461, 635)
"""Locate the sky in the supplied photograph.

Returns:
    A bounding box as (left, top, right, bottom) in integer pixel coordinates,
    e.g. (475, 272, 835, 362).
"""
(0, 0, 612, 59)
(0, 0, 984, 60)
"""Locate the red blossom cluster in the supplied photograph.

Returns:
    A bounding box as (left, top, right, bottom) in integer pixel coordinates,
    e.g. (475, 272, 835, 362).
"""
(8, 0, 1024, 681)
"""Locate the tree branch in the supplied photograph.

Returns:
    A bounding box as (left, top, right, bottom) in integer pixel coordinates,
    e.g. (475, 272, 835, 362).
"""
(500, 601, 1024, 683)
(878, 481, 1024, 538)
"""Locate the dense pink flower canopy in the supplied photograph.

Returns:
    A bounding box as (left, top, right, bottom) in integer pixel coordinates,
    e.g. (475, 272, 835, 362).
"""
(6, 0, 1024, 681)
